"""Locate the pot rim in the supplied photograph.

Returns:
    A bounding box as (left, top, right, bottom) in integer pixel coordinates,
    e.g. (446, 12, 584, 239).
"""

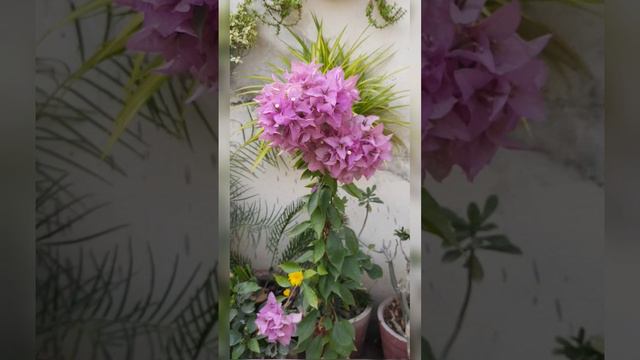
(348, 303, 372, 324)
(377, 296, 408, 343)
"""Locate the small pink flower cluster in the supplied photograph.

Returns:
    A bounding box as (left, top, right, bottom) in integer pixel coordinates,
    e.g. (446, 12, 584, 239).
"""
(255, 292, 302, 346)
(256, 62, 393, 184)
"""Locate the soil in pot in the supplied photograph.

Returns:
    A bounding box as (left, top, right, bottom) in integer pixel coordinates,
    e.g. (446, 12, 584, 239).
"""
(383, 297, 407, 338)
(378, 296, 409, 359)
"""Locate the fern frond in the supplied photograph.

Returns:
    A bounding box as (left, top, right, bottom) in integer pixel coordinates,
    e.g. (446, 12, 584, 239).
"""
(277, 229, 315, 265)
(231, 251, 253, 269)
(267, 199, 305, 266)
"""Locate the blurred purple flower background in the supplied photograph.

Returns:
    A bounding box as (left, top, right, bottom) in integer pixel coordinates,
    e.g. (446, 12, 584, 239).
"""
(115, 0, 218, 95)
(256, 62, 393, 184)
(422, 0, 550, 181)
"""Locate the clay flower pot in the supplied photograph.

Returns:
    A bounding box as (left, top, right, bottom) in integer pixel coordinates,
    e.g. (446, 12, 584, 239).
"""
(377, 297, 409, 359)
(349, 304, 372, 358)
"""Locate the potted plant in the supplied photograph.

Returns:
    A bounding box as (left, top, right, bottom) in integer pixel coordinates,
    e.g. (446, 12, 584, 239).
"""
(233, 13, 409, 357)
(230, 263, 305, 359)
(375, 228, 410, 360)
(271, 176, 383, 359)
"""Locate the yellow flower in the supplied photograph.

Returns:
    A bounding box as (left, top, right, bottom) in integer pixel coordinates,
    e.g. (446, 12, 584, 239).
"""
(283, 288, 291, 297)
(288, 271, 304, 286)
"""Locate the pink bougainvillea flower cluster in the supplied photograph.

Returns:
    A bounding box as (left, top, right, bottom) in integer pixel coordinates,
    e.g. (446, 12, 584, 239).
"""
(256, 62, 392, 184)
(255, 292, 302, 346)
(115, 0, 218, 93)
(422, 0, 551, 181)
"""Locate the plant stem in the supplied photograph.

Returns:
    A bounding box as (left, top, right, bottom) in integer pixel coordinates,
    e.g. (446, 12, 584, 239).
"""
(358, 207, 370, 238)
(283, 286, 299, 310)
(387, 257, 409, 335)
(440, 254, 474, 360)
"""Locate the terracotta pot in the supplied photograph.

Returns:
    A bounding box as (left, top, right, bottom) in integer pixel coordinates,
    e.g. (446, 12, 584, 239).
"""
(349, 304, 372, 358)
(377, 297, 409, 360)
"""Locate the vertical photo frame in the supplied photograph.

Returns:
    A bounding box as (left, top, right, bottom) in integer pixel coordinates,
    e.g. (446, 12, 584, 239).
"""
(220, 0, 422, 358)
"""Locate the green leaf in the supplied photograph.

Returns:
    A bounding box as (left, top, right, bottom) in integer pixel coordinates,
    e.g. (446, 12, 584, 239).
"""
(317, 264, 328, 276)
(306, 336, 324, 360)
(479, 235, 522, 255)
(240, 302, 255, 314)
(326, 349, 342, 359)
(343, 227, 359, 254)
(313, 239, 325, 262)
(442, 250, 463, 263)
(342, 183, 364, 199)
(234, 281, 260, 295)
(302, 282, 319, 309)
(274, 274, 291, 287)
(304, 269, 318, 279)
(338, 283, 355, 306)
(327, 206, 342, 228)
(251, 141, 273, 171)
(53, 15, 143, 89)
(467, 202, 482, 227)
(319, 188, 332, 212)
(290, 221, 311, 237)
(105, 73, 168, 155)
(231, 343, 246, 359)
(322, 316, 334, 332)
(422, 188, 457, 245)
(308, 189, 320, 215)
(41, 0, 113, 42)
(278, 343, 290, 356)
(342, 256, 361, 281)
(326, 231, 345, 270)
(247, 338, 260, 353)
(441, 207, 469, 230)
(296, 309, 319, 343)
(318, 276, 340, 300)
(366, 263, 383, 279)
(310, 209, 326, 238)
(280, 261, 302, 273)
(318, 276, 330, 299)
(483, 195, 498, 221)
(331, 319, 355, 347)
(296, 250, 314, 263)
(230, 329, 242, 346)
(246, 317, 257, 333)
